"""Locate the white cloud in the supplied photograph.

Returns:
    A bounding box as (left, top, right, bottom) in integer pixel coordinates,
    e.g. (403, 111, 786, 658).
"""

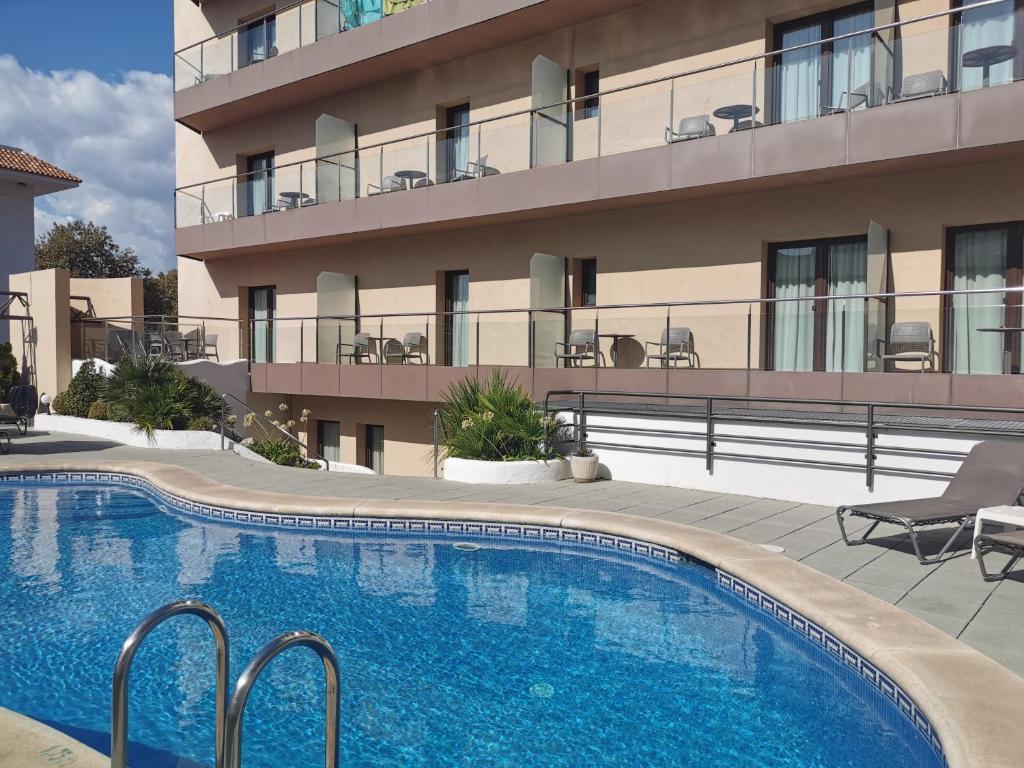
(0, 54, 174, 272)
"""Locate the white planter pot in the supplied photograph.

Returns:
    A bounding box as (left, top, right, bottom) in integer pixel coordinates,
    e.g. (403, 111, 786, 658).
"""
(443, 457, 570, 484)
(569, 454, 600, 483)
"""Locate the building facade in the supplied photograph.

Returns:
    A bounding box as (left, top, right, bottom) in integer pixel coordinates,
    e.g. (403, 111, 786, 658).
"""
(173, 0, 1024, 477)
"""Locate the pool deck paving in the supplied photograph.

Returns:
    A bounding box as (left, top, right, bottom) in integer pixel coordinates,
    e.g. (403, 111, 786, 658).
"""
(6, 430, 1024, 680)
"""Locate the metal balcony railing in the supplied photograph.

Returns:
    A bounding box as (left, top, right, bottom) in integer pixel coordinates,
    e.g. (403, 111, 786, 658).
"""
(72, 286, 1024, 377)
(174, 0, 1022, 228)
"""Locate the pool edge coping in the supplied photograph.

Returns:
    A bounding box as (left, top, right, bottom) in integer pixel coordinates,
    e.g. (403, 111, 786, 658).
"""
(3, 457, 1022, 768)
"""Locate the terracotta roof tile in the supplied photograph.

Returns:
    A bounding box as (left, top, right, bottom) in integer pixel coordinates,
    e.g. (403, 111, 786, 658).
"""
(0, 146, 81, 184)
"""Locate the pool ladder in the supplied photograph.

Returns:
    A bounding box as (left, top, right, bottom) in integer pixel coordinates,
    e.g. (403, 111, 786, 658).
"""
(110, 599, 340, 768)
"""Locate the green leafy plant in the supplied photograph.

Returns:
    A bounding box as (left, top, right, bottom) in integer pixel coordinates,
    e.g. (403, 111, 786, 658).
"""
(54, 361, 105, 417)
(248, 438, 320, 469)
(86, 401, 109, 421)
(437, 372, 567, 462)
(100, 355, 227, 438)
(0, 343, 19, 403)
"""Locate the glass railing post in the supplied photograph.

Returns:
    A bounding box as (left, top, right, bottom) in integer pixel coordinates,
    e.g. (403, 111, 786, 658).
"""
(746, 304, 753, 371)
(475, 314, 480, 367)
(379, 317, 384, 366)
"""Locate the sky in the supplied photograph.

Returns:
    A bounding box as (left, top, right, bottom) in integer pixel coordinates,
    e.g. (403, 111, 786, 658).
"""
(0, 1, 176, 272)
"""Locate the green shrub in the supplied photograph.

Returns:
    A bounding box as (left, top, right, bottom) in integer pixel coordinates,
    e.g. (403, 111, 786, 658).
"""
(437, 372, 567, 462)
(101, 355, 228, 437)
(186, 415, 214, 432)
(56, 361, 105, 417)
(87, 401, 109, 421)
(0, 343, 19, 403)
(248, 438, 320, 469)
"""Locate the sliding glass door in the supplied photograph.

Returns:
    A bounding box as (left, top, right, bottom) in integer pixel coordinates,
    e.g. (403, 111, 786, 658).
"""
(317, 420, 341, 464)
(768, 237, 869, 371)
(443, 270, 469, 367)
(774, 4, 873, 123)
(947, 223, 1022, 374)
(241, 15, 276, 67)
(249, 286, 276, 364)
(245, 152, 275, 217)
(443, 103, 470, 183)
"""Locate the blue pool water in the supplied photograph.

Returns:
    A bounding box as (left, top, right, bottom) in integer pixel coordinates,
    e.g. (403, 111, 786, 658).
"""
(0, 481, 942, 768)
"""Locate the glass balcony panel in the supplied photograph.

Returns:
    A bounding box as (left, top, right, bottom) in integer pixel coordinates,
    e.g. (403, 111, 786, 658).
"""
(175, 187, 204, 228)
(662, 306, 750, 370)
(201, 178, 237, 223)
(670, 66, 759, 140)
(957, 5, 1022, 92)
(476, 313, 529, 368)
(531, 310, 570, 368)
(174, 47, 204, 92)
(317, 0, 342, 40)
(264, 320, 301, 365)
(379, 136, 434, 192)
(275, 3, 316, 55)
(597, 79, 672, 157)
(203, 33, 235, 81)
(272, 163, 315, 210)
(478, 113, 532, 176)
(885, 24, 954, 104)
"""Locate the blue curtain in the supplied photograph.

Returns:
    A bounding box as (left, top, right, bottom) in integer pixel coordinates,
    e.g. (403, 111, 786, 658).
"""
(342, 0, 383, 29)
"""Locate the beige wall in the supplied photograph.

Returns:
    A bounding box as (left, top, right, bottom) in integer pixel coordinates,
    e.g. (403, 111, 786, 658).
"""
(179, 156, 1024, 369)
(10, 269, 72, 403)
(176, 0, 949, 195)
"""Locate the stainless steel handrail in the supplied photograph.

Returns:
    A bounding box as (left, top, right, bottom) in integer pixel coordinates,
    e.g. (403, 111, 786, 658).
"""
(111, 600, 229, 768)
(223, 630, 340, 768)
(175, 0, 1008, 193)
(220, 392, 330, 470)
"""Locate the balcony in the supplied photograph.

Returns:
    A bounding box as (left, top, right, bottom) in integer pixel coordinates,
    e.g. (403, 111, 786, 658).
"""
(174, 0, 651, 132)
(76, 286, 1024, 410)
(175, 2, 1024, 259)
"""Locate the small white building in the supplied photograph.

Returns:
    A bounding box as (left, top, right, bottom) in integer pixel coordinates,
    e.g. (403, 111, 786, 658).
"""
(0, 146, 80, 341)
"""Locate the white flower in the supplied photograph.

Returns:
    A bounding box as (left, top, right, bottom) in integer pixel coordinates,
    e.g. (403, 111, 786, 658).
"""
(461, 418, 473, 429)
(226, 414, 238, 426)
(278, 403, 289, 412)
(481, 411, 494, 422)
(286, 419, 296, 429)
(241, 437, 254, 446)
(301, 408, 311, 417)
(243, 413, 255, 428)
(264, 410, 273, 419)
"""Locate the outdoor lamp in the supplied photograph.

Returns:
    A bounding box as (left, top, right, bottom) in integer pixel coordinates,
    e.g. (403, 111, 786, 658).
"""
(40, 392, 51, 415)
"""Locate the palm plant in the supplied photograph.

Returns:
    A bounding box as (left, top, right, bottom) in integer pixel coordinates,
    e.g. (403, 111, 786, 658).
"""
(437, 372, 566, 461)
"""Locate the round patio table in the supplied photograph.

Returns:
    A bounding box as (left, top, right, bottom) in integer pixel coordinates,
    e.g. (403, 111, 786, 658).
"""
(278, 191, 311, 209)
(712, 104, 759, 131)
(394, 169, 428, 188)
(599, 333, 643, 368)
(962, 44, 1017, 88)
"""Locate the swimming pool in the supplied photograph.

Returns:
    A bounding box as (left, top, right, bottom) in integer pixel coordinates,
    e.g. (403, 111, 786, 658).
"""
(0, 478, 943, 768)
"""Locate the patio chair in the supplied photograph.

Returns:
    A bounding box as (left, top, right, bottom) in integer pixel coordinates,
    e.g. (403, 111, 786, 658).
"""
(729, 119, 764, 133)
(201, 334, 220, 361)
(337, 332, 377, 364)
(367, 175, 406, 195)
(554, 329, 602, 368)
(0, 385, 36, 435)
(163, 331, 188, 361)
(888, 70, 947, 103)
(146, 331, 164, 357)
(383, 338, 405, 364)
(879, 322, 936, 372)
(836, 440, 1024, 565)
(666, 115, 716, 143)
(401, 332, 429, 364)
(975, 528, 1024, 582)
(646, 327, 700, 368)
(820, 82, 879, 115)
(459, 155, 500, 178)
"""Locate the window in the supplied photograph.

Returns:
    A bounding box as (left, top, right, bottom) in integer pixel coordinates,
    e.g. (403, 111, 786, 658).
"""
(441, 103, 470, 183)
(249, 286, 275, 363)
(576, 68, 600, 120)
(442, 270, 469, 366)
(241, 15, 276, 68)
(578, 259, 597, 306)
(363, 425, 384, 474)
(245, 151, 275, 216)
(772, 4, 873, 124)
(766, 236, 868, 372)
(317, 420, 341, 464)
(944, 222, 1024, 374)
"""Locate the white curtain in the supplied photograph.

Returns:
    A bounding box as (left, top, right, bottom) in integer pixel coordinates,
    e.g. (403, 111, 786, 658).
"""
(826, 241, 868, 372)
(319, 421, 341, 463)
(251, 287, 273, 363)
(960, 1, 1015, 91)
(451, 272, 470, 367)
(773, 247, 815, 371)
(953, 229, 1007, 374)
(779, 23, 822, 123)
(832, 11, 874, 108)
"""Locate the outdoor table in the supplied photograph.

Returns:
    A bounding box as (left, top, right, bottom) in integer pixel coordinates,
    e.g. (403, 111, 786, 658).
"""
(712, 104, 759, 132)
(368, 335, 403, 363)
(394, 169, 428, 188)
(977, 326, 1024, 374)
(962, 44, 1017, 88)
(278, 191, 311, 209)
(599, 333, 640, 368)
(972, 505, 1024, 558)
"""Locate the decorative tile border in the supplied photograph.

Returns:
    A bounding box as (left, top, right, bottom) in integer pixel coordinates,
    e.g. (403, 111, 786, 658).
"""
(0, 469, 945, 765)
(717, 570, 946, 765)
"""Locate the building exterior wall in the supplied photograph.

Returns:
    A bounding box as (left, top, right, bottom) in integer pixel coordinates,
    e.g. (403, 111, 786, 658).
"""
(0, 183, 37, 343)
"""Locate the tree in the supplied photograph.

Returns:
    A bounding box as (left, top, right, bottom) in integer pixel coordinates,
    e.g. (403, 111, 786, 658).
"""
(35, 220, 147, 279)
(35, 219, 178, 318)
(144, 269, 178, 317)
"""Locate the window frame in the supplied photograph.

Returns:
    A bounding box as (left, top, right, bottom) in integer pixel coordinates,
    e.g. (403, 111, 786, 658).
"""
(764, 234, 869, 371)
(942, 220, 1024, 373)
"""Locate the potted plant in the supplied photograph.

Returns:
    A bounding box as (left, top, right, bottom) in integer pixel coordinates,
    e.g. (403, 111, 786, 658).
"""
(569, 444, 600, 483)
